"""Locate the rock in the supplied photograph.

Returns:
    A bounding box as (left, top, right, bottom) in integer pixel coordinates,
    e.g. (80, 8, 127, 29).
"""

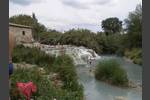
(49, 73, 60, 81)
(14, 63, 36, 69)
(53, 80, 63, 88)
(128, 81, 137, 88)
(38, 67, 46, 74)
(48, 73, 63, 88)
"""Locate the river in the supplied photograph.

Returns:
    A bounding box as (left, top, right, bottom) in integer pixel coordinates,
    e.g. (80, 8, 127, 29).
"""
(76, 55, 142, 100)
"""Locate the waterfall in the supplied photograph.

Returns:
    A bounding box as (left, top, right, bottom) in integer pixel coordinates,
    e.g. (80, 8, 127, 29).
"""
(23, 43, 101, 66)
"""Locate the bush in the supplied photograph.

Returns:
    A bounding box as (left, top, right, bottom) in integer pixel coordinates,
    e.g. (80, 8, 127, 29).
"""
(95, 59, 128, 86)
(10, 67, 83, 100)
(51, 55, 83, 92)
(10, 67, 58, 100)
(12, 45, 55, 71)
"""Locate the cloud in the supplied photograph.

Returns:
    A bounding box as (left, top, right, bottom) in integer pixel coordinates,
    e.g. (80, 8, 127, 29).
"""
(95, 0, 112, 5)
(9, 0, 42, 6)
(61, 0, 89, 9)
(61, 0, 112, 9)
(9, 0, 142, 32)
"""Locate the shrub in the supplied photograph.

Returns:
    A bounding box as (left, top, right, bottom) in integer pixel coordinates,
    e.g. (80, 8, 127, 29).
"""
(10, 67, 83, 100)
(95, 59, 128, 86)
(52, 55, 83, 92)
(10, 67, 56, 100)
(12, 45, 55, 71)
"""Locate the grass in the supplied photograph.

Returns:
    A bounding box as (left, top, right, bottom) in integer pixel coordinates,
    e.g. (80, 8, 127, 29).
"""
(12, 45, 55, 69)
(95, 59, 129, 87)
(11, 45, 83, 100)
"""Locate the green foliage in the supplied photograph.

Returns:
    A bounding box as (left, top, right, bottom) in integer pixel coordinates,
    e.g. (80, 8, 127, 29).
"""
(124, 48, 142, 65)
(12, 45, 84, 99)
(12, 45, 54, 69)
(10, 67, 83, 100)
(96, 33, 122, 54)
(9, 14, 35, 26)
(95, 59, 129, 86)
(62, 29, 102, 53)
(51, 55, 83, 92)
(125, 4, 142, 48)
(39, 30, 62, 45)
(39, 29, 103, 54)
(101, 17, 122, 35)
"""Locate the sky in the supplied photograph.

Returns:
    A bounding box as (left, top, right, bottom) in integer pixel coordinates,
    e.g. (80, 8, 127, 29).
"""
(9, 0, 142, 32)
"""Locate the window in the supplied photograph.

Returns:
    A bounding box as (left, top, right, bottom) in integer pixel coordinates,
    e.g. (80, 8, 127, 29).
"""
(22, 31, 25, 35)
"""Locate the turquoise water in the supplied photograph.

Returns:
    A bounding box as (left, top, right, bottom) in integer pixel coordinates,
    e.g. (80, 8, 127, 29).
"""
(76, 55, 142, 100)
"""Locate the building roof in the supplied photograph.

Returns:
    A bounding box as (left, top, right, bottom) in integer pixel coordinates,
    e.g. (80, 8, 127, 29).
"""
(9, 23, 32, 29)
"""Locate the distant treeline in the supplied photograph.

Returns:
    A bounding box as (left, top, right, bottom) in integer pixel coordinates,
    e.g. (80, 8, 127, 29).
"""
(9, 4, 142, 64)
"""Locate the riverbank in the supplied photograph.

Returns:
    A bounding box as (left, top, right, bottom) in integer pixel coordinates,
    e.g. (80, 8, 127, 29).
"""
(11, 45, 142, 100)
(124, 48, 142, 65)
(11, 45, 84, 100)
(76, 55, 142, 100)
(86, 65, 142, 90)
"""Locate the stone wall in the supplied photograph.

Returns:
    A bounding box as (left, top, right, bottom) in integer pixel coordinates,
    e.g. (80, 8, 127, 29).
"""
(9, 26, 34, 44)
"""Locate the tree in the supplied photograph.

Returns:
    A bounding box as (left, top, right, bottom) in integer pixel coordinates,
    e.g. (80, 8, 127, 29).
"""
(125, 4, 142, 48)
(101, 17, 122, 35)
(32, 13, 38, 23)
(9, 14, 35, 26)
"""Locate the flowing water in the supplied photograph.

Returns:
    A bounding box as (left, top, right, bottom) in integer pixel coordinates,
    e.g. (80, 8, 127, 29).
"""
(76, 55, 142, 100)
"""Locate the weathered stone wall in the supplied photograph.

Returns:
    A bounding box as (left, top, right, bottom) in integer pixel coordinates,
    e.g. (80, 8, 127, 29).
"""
(9, 26, 34, 44)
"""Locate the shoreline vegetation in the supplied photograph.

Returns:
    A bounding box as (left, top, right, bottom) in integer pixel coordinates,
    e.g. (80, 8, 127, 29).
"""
(94, 59, 142, 89)
(124, 48, 142, 65)
(95, 59, 129, 87)
(10, 45, 141, 100)
(11, 45, 84, 100)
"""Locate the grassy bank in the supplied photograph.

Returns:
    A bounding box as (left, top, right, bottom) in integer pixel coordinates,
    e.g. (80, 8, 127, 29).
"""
(11, 45, 83, 100)
(124, 48, 142, 65)
(95, 59, 129, 87)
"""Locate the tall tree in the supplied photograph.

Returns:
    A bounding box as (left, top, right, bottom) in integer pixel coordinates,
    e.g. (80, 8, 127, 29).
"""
(125, 4, 142, 48)
(101, 17, 122, 35)
(32, 13, 38, 23)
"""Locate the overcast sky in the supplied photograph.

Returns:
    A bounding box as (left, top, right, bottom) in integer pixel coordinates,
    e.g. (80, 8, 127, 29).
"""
(9, 0, 142, 32)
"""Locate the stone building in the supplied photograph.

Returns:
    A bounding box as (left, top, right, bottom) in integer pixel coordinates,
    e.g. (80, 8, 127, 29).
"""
(9, 23, 34, 44)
